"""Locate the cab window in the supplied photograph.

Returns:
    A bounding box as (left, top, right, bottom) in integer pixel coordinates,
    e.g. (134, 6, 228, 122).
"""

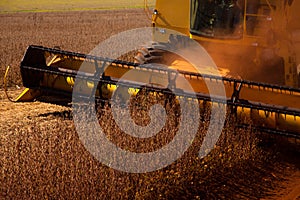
(190, 0, 244, 39)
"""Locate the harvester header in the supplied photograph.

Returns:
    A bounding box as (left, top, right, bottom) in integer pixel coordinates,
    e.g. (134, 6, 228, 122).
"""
(14, 45, 300, 138)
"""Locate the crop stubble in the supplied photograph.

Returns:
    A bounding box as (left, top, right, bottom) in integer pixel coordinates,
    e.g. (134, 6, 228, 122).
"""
(1, 9, 299, 199)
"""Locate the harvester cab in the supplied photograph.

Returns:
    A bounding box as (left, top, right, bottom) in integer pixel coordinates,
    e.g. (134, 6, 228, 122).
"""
(7, 0, 300, 138)
(145, 0, 300, 88)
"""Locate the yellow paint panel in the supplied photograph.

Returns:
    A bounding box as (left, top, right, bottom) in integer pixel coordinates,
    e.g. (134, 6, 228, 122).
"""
(155, 0, 190, 30)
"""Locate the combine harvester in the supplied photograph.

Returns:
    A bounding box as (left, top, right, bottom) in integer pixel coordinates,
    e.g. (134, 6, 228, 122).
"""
(9, 0, 300, 138)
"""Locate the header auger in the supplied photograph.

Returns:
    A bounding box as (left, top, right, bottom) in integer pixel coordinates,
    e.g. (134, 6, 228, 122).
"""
(15, 45, 300, 138)
(8, 0, 300, 138)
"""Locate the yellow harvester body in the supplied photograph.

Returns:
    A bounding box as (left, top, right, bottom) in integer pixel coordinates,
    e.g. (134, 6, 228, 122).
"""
(13, 0, 300, 137)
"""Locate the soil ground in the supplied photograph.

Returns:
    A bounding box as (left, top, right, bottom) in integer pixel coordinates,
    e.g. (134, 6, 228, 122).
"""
(0, 9, 299, 199)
